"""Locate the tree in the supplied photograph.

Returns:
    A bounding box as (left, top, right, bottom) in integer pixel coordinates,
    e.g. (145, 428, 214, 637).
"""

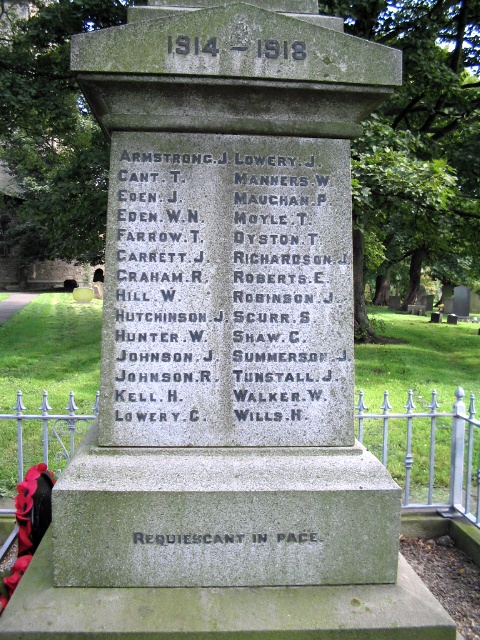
(0, 0, 133, 264)
(319, 0, 480, 340)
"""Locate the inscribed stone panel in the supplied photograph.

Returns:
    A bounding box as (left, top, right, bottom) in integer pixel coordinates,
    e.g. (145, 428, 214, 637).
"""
(98, 132, 354, 447)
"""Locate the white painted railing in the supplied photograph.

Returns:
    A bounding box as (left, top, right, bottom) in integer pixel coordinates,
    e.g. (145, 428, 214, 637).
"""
(0, 391, 99, 516)
(356, 386, 480, 527)
(0, 387, 478, 529)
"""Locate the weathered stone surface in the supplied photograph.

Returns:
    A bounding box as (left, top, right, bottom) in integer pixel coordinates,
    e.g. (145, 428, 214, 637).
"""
(128, 6, 346, 32)
(149, 0, 320, 11)
(52, 424, 400, 587)
(0, 530, 457, 640)
(71, 3, 402, 88)
(71, 3, 401, 140)
(453, 285, 470, 318)
(100, 132, 354, 447)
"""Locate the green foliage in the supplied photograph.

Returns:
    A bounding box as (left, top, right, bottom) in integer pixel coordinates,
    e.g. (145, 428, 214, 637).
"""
(0, 297, 476, 497)
(352, 119, 459, 275)
(320, 0, 480, 332)
(0, 0, 133, 264)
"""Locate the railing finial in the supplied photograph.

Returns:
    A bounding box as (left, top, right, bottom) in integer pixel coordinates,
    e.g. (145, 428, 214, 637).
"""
(468, 394, 476, 418)
(381, 390, 392, 414)
(67, 391, 78, 414)
(428, 389, 440, 413)
(404, 389, 416, 413)
(454, 386, 465, 401)
(39, 390, 52, 415)
(93, 391, 100, 415)
(14, 390, 26, 413)
(355, 390, 367, 414)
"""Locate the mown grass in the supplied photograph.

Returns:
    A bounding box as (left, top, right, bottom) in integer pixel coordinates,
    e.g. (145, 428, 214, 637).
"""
(0, 297, 477, 502)
(0, 294, 9, 303)
(355, 307, 480, 500)
(0, 293, 102, 495)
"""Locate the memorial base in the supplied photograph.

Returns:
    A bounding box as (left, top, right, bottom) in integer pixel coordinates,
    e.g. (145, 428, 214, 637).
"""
(51, 425, 400, 587)
(0, 531, 458, 639)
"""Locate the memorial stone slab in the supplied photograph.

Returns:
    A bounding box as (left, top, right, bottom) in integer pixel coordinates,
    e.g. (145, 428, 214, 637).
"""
(443, 298, 454, 314)
(388, 294, 401, 310)
(101, 132, 354, 448)
(441, 284, 454, 314)
(453, 284, 470, 318)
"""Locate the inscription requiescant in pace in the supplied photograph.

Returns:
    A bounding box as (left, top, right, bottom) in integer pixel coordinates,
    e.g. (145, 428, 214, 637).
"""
(100, 133, 354, 447)
(133, 531, 321, 545)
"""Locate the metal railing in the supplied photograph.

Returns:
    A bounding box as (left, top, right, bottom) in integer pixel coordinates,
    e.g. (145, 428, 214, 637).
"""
(356, 386, 480, 527)
(0, 390, 99, 516)
(0, 387, 478, 529)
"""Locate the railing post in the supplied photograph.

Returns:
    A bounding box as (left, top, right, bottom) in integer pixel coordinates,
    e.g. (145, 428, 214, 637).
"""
(66, 391, 78, 459)
(465, 394, 476, 515)
(450, 387, 466, 508)
(403, 389, 416, 506)
(380, 390, 392, 466)
(39, 390, 52, 467)
(14, 391, 26, 484)
(427, 389, 440, 505)
(355, 391, 367, 443)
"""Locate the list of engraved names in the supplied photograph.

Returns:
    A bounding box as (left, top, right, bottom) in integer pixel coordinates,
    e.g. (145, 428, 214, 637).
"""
(100, 132, 354, 447)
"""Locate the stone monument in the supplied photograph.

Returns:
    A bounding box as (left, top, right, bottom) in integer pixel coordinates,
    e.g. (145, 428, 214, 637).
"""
(0, 1, 457, 638)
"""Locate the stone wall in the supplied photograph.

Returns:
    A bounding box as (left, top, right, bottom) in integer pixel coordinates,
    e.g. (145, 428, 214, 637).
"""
(0, 254, 102, 290)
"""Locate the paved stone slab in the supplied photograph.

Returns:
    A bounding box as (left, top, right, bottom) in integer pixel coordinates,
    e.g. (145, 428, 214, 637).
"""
(0, 530, 457, 639)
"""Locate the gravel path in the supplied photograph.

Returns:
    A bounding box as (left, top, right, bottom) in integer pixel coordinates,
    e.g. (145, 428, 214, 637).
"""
(400, 535, 480, 640)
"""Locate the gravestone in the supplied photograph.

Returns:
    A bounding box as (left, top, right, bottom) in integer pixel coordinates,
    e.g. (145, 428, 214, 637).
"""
(419, 294, 434, 311)
(441, 284, 454, 314)
(0, 1, 457, 638)
(453, 284, 470, 318)
(471, 288, 480, 314)
(388, 294, 401, 310)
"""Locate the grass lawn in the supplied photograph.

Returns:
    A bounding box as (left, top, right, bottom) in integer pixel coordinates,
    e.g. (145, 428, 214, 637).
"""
(0, 294, 9, 303)
(356, 307, 479, 402)
(0, 296, 477, 501)
(355, 307, 480, 498)
(0, 293, 102, 494)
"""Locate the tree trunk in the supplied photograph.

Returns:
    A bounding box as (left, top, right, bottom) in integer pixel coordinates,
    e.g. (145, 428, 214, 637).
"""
(400, 247, 427, 311)
(353, 226, 376, 342)
(372, 272, 390, 306)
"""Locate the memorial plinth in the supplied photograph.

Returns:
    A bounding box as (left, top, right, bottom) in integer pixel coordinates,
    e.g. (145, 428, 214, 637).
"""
(0, 1, 458, 638)
(47, 1, 404, 589)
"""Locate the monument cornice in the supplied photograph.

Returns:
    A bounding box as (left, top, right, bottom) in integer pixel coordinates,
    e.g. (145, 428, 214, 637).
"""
(77, 73, 394, 139)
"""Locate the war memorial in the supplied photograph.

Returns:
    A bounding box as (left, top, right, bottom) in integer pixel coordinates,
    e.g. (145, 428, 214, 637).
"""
(0, 0, 458, 637)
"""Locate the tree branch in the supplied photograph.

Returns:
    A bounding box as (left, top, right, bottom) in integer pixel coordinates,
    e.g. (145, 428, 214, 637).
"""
(392, 94, 425, 129)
